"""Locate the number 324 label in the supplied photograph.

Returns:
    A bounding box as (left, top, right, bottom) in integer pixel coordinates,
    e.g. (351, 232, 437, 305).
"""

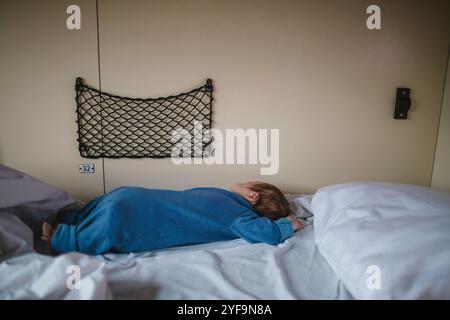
(79, 164, 95, 173)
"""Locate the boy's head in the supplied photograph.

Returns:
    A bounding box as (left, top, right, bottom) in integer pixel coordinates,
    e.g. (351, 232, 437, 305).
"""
(229, 181, 291, 220)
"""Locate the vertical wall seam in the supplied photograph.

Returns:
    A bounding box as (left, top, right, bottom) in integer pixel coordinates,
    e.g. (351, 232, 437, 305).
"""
(429, 43, 450, 187)
(96, 0, 106, 195)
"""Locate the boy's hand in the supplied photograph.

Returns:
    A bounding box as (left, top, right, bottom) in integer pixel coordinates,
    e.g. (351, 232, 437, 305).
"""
(287, 215, 304, 232)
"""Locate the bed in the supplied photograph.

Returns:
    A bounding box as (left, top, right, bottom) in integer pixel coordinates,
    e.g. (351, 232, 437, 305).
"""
(1, 163, 449, 299)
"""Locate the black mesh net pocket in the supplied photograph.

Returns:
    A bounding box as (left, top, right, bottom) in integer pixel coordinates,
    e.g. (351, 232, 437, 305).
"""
(75, 78, 213, 158)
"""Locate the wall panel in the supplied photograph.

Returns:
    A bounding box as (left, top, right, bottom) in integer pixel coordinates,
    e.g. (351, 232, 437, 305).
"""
(0, 0, 103, 200)
(98, 0, 450, 193)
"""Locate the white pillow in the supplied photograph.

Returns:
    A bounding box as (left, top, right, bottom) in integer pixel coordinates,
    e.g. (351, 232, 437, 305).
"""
(312, 182, 450, 299)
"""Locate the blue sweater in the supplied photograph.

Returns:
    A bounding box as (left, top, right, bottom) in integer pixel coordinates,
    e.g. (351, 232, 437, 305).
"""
(51, 187, 293, 255)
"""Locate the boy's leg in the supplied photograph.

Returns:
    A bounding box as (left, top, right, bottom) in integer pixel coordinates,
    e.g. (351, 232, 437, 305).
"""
(50, 195, 126, 255)
(49, 196, 107, 254)
(51, 223, 78, 253)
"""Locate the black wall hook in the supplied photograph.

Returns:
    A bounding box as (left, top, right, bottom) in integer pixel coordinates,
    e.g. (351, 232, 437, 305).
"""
(394, 88, 411, 119)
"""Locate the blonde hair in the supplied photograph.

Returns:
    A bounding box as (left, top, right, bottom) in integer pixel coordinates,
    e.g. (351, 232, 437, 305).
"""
(249, 183, 291, 220)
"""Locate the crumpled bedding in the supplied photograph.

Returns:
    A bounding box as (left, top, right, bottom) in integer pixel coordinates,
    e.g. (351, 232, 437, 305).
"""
(0, 220, 349, 299)
(0, 164, 81, 234)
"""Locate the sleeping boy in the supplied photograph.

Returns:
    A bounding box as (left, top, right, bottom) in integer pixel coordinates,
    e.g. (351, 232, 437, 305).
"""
(41, 181, 304, 255)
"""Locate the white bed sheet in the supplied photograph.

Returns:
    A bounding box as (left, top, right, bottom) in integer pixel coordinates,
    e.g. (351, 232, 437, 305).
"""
(0, 219, 351, 299)
(105, 220, 350, 299)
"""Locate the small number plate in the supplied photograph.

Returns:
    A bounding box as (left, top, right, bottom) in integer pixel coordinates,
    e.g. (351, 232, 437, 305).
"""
(79, 164, 95, 173)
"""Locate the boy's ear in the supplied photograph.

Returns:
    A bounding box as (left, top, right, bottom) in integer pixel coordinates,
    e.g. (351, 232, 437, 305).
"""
(244, 191, 259, 205)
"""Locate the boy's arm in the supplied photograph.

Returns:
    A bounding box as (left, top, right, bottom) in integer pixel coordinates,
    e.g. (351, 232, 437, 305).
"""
(231, 214, 297, 245)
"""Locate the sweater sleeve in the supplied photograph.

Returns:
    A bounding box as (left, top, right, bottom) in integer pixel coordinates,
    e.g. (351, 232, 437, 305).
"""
(231, 214, 293, 245)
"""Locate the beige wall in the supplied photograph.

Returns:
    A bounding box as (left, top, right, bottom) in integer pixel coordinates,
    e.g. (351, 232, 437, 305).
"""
(0, 0, 103, 200)
(99, 0, 450, 194)
(1, 0, 449, 201)
(432, 50, 450, 192)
